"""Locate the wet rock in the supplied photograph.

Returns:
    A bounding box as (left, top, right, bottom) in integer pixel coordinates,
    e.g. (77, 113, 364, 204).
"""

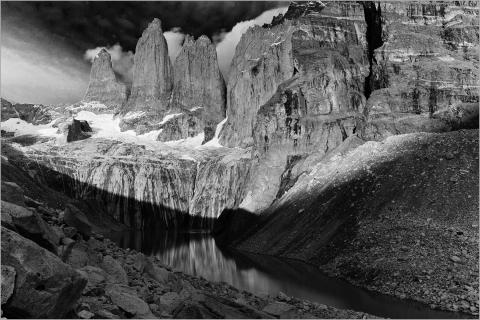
(1, 265, 15, 305)
(64, 204, 92, 238)
(1, 181, 25, 206)
(101, 255, 128, 285)
(82, 49, 128, 110)
(105, 284, 155, 319)
(66, 119, 93, 142)
(1, 227, 86, 318)
(1, 200, 59, 252)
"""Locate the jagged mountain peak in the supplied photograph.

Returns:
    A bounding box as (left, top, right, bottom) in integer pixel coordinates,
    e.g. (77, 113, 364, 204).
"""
(146, 18, 163, 32)
(196, 35, 212, 46)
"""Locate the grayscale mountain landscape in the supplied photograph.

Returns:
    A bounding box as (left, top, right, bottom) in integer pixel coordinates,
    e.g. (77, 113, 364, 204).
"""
(1, 1, 478, 319)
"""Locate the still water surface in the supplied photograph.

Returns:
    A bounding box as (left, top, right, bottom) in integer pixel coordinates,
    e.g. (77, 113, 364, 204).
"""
(109, 230, 472, 319)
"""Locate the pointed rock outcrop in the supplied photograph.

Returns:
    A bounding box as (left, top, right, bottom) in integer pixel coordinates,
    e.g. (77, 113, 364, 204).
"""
(167, 35, 226, 141)
(124, 18, 173, 114)
(83, 49, 127, 109)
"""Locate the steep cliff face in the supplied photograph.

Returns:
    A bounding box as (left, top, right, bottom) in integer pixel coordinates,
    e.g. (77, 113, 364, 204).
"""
(219, 22, 295, 148)
(119, 27, 226, 142)
(226, 1, 370, 212)
(82, 49, 128, 110)
(166, 35, 226, 142)
(363, 1, 479, 139)
(123, 18, 173, 116)
(7, 140, 251, 229)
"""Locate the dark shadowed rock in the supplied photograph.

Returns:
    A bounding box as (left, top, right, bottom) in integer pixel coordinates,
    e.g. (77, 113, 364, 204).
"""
(64, 203, 93, 237)
(105, 283, 155, 318)
(173, 293, 273, 319)
(1, 227, 86, 318)
(1, 200, 59, 252)
(1, 181, 25, 206)
(83, 49, 128, 110)
(213, 208, 259, 245)
(1, 265, 16, 305)
(101, 255, 128, 285)
(66, 119, 93, 142)
(76, 266, 108, 295)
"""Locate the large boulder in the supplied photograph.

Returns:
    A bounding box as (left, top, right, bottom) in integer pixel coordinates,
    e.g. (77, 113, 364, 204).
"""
(1, 265, 16, 305)
(100, 255, 128, 285)
(76, 265, 108, 295)
(1, 181, 25, 206)
(63, 203, 93, 237)
(66, 119, 93, 142)
(105, 284, 155, 319)
(1, 227, 86, 318)
(1, 200, 59, 252)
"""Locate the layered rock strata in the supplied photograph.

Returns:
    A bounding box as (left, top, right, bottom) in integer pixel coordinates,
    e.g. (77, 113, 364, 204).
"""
(363, 1, 479, 139)
(82, 49, 128, 110)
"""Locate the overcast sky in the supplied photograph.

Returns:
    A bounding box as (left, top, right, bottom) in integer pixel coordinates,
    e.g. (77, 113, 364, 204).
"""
(1, 1, 287, 105)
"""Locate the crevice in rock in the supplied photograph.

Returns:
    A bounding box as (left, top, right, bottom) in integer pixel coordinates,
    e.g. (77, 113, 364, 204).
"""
(361, 1, 384, 100)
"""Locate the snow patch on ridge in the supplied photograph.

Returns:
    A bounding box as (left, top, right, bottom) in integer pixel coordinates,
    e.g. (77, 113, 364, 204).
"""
(203, 117, 228, 148)
(159, 113, 183, 125)
(1, 118, 60, 138)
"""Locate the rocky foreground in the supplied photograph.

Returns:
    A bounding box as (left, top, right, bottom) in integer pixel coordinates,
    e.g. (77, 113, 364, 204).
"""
(0, 152, 373, 319)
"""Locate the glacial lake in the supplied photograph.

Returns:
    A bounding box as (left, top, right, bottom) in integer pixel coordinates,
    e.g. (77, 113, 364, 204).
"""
(109, 229, 473, 319)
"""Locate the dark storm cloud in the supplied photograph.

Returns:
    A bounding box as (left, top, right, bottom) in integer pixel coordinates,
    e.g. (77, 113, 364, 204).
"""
(1, 1, 285, 105)
(1, 1, 284, 52)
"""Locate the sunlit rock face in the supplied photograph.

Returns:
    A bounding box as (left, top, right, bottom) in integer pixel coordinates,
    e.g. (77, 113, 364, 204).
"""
(123, 18, 173, 116)
(156, 111, 202, 142)
(82, 49, 128, 110)
(224, 1, 370, 212)
(10, 140, 251, 228)
(162, 35, 226, 143)
(363, 1, 479, 139)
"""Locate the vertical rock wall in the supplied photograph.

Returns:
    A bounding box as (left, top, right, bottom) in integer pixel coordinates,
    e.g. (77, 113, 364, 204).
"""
(83, 49, 128, 110)
(123, 18, 173, 115)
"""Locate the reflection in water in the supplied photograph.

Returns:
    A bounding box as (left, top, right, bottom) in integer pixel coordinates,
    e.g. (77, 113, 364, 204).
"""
(110, 230, 472, 319)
